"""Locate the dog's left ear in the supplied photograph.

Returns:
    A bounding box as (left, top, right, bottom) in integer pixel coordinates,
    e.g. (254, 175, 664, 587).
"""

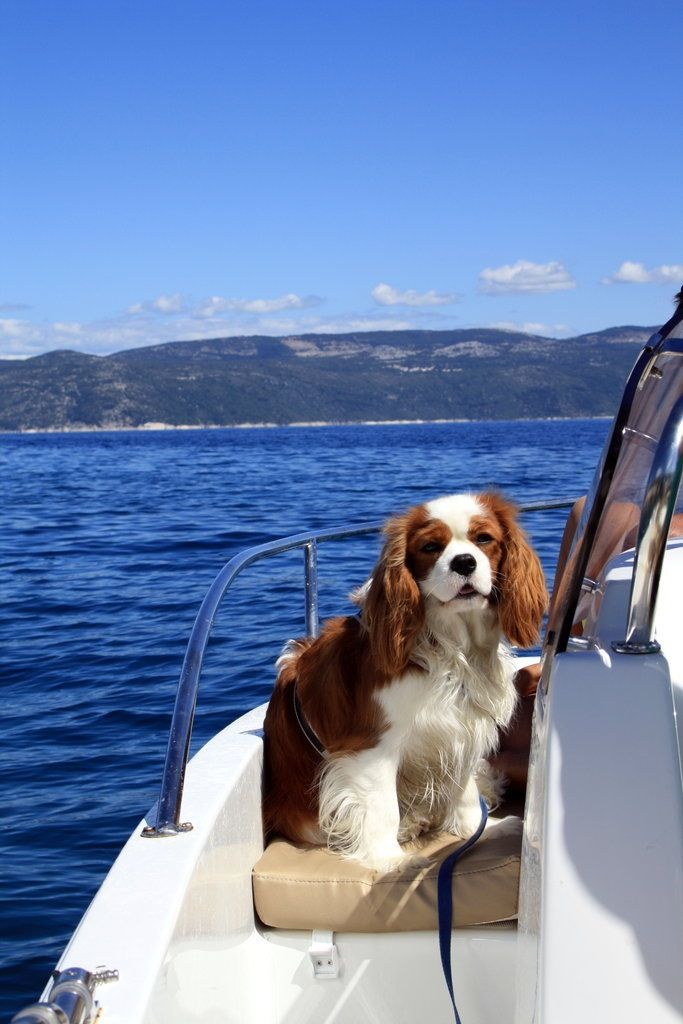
(483, 493, 548, 648)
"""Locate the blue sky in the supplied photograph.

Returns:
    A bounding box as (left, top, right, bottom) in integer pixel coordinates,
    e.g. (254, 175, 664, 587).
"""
(1, 0, 681, 358)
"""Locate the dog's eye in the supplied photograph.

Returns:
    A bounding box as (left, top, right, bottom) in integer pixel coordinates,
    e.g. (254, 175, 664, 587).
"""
(421, 541, 442, 553)
(476, 533, 494, 545)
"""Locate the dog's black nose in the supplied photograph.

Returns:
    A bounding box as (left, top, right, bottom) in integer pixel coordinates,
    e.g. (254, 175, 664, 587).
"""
(450, 553, 477, 576)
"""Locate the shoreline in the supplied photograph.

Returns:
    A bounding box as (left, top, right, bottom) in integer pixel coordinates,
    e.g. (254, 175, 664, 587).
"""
(1, 414, 612, 436)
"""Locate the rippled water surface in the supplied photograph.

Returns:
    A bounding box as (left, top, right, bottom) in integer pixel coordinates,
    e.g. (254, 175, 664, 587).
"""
(0, 419, 609, 1015)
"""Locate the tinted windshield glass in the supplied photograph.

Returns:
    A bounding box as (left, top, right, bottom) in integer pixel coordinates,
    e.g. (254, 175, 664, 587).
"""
(548, 317, 683, 644)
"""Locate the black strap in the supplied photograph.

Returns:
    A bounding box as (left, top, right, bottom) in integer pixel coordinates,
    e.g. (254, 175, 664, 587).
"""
(292, 684, 326, 756)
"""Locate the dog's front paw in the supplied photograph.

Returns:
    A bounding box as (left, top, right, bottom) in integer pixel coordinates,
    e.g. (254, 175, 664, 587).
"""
(360, 839, 406, 872)
(397, 816, 430, 843)
(475, 759, 505, 810)
(444, 803, 485, 840)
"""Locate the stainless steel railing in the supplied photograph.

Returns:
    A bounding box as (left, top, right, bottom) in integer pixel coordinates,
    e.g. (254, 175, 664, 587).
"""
(142, 498, 574, 837)
(613, 393, 683, 654)
(11, 967, 119, 1024)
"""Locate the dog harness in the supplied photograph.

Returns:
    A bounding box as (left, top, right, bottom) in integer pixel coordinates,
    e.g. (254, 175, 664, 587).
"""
(292, 684, 326, 757)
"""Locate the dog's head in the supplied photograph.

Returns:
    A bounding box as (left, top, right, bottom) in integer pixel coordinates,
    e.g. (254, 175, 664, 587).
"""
(361, 492, 548, 674)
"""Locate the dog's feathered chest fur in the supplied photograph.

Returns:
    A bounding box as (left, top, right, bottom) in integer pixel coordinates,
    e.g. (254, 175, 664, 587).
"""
(316, 613, 518, 850)
(406, 614, 518, 759)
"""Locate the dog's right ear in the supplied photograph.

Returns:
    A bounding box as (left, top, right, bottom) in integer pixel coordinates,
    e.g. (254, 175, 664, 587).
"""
(362, 511, 424, 677)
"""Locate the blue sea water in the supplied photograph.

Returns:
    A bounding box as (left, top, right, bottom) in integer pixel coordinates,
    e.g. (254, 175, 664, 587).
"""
(0, 418, 610, 1016)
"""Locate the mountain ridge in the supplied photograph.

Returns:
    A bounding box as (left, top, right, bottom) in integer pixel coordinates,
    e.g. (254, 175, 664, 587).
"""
(0, 324, 656, 431)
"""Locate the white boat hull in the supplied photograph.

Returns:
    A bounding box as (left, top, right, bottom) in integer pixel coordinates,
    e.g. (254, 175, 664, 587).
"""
(50, 546, 683, 1023)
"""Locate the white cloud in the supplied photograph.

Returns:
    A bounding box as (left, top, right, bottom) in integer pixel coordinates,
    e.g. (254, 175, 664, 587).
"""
(0, 318, 83, 358)
(0, 308, 424, 359)
(372, 282, 458, 307)
(479, 260, 576, 294)
(601, 261, 683, 285)
(125, 291, 322, 319)
(153, 293, 184, 313)
(0, 318, 32, 336)
(195, 293, 321, 317)
(490, 321, 571, 337)
(259, 314, 415, 334)
(127, 293, 185, 315)
(0, 320, 36, 355)
(52, 321, 84, 336)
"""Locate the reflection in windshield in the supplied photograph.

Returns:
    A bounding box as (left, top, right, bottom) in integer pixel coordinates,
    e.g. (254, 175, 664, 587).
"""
(547, 314, 683, 647)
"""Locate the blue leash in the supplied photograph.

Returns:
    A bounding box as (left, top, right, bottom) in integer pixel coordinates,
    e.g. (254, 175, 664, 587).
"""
(437, 796, 489, 1024)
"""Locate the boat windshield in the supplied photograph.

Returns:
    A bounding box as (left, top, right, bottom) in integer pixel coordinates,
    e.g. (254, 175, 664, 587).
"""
(548, 312, 683, 645)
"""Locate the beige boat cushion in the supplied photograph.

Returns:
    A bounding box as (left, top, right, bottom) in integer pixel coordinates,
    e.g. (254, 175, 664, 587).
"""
(252, 816, 522, 932)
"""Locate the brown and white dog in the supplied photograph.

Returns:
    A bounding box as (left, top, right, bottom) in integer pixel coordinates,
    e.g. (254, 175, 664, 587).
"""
(263, 492, 547, 867)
